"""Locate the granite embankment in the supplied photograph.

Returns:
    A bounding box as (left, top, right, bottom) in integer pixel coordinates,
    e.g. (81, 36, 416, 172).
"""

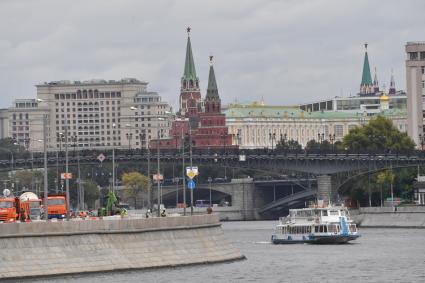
(352, 206, 425, 228)
(0, 214, 244, 280)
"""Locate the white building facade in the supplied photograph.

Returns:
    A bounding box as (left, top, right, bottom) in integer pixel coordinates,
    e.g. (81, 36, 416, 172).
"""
(225, 103, 407, 149)
(1, 78, 172, 151)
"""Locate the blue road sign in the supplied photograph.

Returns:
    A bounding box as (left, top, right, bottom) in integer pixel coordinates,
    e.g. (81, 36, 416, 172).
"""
(187, 179, 196, 190)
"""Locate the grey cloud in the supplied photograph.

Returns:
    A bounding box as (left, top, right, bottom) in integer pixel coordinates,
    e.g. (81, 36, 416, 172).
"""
(0, 0, 424, 108)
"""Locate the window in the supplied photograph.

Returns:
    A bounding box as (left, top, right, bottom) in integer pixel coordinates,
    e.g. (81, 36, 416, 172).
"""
(421, 66, 425, 75)
(420, 52, 425, 60)
(410, 52, 418, 60)
(334, 125, 343, 137)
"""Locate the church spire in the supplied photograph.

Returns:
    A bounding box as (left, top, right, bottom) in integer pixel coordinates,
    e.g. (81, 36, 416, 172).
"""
(206, 55, 219, 100)
(360, 43, 373, 95)
(389, 69, 396, 95)
(373, 67, 379, 93)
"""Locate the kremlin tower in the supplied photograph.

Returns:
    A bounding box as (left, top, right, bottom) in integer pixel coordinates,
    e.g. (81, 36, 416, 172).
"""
(152, 28, 234, 150)
(194, 56, 233, 148)
(179, 27, 202, 122)
(360, 43, 374, 95)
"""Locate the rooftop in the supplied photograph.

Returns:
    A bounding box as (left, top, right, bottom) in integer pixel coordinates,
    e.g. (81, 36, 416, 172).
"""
(37, 78, 148, 87)
(224, 104, 406, 120)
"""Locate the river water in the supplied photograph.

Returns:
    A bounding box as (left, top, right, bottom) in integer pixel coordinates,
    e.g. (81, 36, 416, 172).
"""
(29, 221, 425, 283)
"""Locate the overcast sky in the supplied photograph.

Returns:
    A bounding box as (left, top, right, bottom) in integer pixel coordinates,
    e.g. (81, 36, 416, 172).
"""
(0, 0, 424, 109)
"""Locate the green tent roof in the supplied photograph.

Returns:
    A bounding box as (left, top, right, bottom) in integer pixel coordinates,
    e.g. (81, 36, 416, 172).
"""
(183, 36, 197, 80)
(361, 51, 373, 86)
(206, 63, 219, 99)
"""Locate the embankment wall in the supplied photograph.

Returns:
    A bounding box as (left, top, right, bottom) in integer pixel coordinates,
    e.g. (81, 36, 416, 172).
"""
(0, 215, 244, 280)
(352, 207, 425, 228)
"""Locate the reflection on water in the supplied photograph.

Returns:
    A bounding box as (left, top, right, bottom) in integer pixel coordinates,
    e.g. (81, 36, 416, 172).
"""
(28, 221, 425, 283)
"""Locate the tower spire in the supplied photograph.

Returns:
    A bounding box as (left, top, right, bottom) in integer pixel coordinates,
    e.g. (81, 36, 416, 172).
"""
(373, 67, 379, 93)
(389, 69, 396, 95)
(360, 43, 373, 95)
(204, 55, 221, 113)
(206, 55, 219, 99)
(183, 26, 197, 81)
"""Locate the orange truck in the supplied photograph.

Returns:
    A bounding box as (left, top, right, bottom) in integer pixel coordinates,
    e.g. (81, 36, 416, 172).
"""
(0, 198, 18, 222)
(43, 194, 67, 219)
(0, 192, 42, 222)
(19, 192, 42, 220)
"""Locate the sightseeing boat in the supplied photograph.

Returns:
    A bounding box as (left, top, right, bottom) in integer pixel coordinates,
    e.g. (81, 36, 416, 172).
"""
(271, 205, 360, 244)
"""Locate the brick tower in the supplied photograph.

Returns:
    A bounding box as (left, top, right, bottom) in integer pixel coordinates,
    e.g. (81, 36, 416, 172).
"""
(179, 27, 202, 120)
(194, 56, 233, 148)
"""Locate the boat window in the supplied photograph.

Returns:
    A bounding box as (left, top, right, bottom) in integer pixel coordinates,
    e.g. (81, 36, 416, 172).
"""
(328, 225, 337, 233)
(324, 226, 328, 233)
(322, 210, 328, 216)
(329, 210, 339, 216)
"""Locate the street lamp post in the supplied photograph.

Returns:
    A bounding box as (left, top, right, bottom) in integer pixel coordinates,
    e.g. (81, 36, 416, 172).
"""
(112, 123, 116, 193)
(43, 114, 49, 221)
(156, 117, 165, 217)
(182, 127, 186, 216)
(329, 134, 335, 153)
(65, 123, 70, 220)
(269, 132, 276, 151)
(72, 135, 82, 210)
(208, 177, 212, 207)
(189, 126, 194, 215)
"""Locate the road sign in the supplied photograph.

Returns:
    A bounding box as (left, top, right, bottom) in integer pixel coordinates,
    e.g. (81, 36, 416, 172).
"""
(187, 179, 196, 190)
(61, 173, 73, 180)
(153, 174, 164, 181)
(186, 166, 199, 179)
(97, 153, 106, 162)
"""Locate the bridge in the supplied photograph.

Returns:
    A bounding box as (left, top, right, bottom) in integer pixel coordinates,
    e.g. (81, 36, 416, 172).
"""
(157, 177, 317, 220)
(2, 151, 425, 218)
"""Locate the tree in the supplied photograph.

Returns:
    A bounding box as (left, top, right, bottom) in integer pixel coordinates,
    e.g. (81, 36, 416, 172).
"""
(122, 172, 150, 208)
(341, 116, 415, 153)
(14, 170, 43, 190)
(82, 180, 100, 209)
(376, 170, 395, 207)
(276, 139, 302, 152)
(305, 139, 332, 153)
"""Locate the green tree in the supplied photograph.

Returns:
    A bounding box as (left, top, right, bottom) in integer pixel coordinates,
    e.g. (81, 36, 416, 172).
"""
(122, 172, 150, 208)
(276, 139, 302, 152)
(82, 180, 100, 209)
(341, 116, 415, 153)
(376, 170, 395, 206)
(305, 139, 332, 152)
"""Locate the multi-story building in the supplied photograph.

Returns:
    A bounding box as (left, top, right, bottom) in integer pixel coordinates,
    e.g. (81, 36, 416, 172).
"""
(225, 102, 407, 149)
(6, 99, 50, 150)
(1, 78, 171, 151)
(405, 42, 425, 147)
